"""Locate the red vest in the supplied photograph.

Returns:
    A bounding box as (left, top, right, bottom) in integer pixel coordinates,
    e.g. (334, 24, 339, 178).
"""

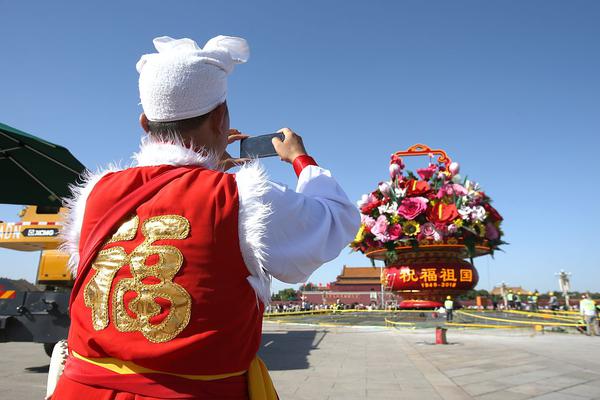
(68, 165, 263, 376)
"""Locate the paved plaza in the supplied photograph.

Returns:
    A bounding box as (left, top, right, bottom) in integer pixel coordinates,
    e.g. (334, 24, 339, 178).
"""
(2, 323, 600, 399)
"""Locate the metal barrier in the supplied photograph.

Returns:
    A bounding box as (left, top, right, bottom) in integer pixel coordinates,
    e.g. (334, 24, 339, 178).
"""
(456, 310, 584, 327)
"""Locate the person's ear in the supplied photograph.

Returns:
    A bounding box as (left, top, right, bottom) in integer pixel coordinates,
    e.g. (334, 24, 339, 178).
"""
(209, 103, 227, 137)
(140, 113, 150, 133)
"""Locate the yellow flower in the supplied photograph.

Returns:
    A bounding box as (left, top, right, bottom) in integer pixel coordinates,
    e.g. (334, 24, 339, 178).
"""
(391, 215, 401, 224)
(453, 219, 463, 228)
(353, 225, 366, 243)
(402, 221, 420, 236)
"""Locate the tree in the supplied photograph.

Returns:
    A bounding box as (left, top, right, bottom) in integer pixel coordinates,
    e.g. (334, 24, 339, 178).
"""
(299, 282, 316, 291)
(271, 288, 298, 301)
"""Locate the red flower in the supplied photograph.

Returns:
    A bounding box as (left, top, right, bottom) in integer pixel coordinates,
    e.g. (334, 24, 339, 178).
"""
(483, 203, 503, 222)
(427, 203, 459, 224)
(405, 179, 431, 196)
(361, 199, 382, 214)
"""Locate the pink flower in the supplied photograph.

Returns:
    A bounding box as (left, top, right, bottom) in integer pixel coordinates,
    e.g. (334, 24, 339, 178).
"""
(357, 193, 377, 208)
(421, 222, 443, 242)
(398, 197, 428, 220)
(390, 154, 405, 169)
(389, 163, 402, 179)
(449, 162, 460, 176)
(436, 183, 468, 199)
(388, 224, 402, 240)
(379, 181, 392, 196)
(417, 165, 437, 181)
(421, 223, 436, 237)
(371, 215, 390, 242)
(447, 224, 458, 234)
(361, 214, 376, 229)
(452, 184, 468, 196)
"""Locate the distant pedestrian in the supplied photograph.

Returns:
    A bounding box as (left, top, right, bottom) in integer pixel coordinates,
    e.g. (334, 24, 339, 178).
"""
(507, 290, 515, 309)
(549, 292, 559, 311)
(515, 292, 522, 310)
(532, 292, 539, 311)
(444, 296, 454, 322)
(580, 294, 599, 336)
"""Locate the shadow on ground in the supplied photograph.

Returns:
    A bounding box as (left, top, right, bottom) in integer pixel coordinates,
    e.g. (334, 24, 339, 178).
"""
(25, 365, 49, 373)
(258, 330, 325, 371)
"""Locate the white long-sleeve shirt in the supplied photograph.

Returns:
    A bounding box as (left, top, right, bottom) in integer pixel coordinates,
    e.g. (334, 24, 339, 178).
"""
(258, 165, 360, 283)
(62, 140, 360, 304)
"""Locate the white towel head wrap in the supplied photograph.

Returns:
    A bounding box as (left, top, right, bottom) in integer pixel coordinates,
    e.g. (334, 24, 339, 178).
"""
(137, 35, 249, 122)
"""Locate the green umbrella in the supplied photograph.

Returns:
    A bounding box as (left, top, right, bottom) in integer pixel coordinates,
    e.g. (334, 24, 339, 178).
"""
(0, 122, 85, 206)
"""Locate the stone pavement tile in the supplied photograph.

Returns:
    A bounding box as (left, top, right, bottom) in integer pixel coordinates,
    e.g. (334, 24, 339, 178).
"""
(303, 377, 336, 389)
(474, 390, 531, 400)
(558, 382, 600, 398)
(327, 395, 367, 400)
(533, 375, 590, 389)
(563, 371, 600, 381)
(507, 382, 563, 397)
(366, 389, 406, 399)
(452, 363, 544, 386)
(445, 366, 487, 378)
(366, 380, 402, 391)
(585, 379, 600, 387)
(530, 393, 590, 400)
(329, 388, 368, 397)
(462, 380, 512, 396)
(498, 369, 565, 385)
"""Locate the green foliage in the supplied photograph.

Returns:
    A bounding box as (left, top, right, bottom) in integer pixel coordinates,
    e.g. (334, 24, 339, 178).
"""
(271, 288, 298, 301)
(299, 282, 316, 291)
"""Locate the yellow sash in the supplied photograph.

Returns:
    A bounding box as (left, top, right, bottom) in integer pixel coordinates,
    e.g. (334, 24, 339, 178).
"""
(72, 351, 277, 399)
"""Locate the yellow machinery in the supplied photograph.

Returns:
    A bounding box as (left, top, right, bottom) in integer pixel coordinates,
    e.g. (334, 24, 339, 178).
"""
(0, 206, 72, 355)
(0, 205, 71, 284)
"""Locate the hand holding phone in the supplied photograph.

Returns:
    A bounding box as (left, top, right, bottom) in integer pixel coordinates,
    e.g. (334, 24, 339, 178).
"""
(239, 133, 285, 159)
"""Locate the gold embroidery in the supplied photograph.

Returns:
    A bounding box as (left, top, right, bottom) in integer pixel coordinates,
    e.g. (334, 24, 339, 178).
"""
(106, 216, 139, 244)
(83, 214, 192, 343)
(113, 215, 191, 343)
(84, 215, 138, 330)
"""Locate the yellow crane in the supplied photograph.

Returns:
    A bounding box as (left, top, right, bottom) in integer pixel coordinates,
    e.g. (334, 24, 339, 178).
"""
(0, 205, 72, 355)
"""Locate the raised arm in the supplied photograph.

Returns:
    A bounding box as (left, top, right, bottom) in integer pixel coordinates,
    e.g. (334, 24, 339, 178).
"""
(235, 129, 360, 302)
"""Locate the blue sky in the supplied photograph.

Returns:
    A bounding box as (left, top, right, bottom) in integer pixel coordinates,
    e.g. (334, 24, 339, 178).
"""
(0, 1, 599, 293)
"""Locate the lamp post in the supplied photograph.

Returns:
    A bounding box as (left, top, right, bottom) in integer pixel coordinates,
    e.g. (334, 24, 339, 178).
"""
(556, 270, 572, 310)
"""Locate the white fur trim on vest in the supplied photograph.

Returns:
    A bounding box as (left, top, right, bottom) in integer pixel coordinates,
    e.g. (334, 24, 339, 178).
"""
(60, 164, 121, 276)
(133, 136, 220, 169)
(60, 139, 273, 305)
(235, 162, 273, 305)
(59, 139, 219, 277)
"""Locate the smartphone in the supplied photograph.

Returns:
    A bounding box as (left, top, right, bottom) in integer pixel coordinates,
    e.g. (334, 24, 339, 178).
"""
(240, 133, 285, 159)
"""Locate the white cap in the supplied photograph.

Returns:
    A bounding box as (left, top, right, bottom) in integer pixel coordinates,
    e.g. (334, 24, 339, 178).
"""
(137, 35, 249, 122)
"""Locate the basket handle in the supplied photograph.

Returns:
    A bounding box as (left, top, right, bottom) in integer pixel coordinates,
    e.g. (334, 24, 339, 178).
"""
(392, 144, 452, 171)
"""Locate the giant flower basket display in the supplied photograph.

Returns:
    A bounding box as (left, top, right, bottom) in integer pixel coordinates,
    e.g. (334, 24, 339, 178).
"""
(351, 144, 505, 308)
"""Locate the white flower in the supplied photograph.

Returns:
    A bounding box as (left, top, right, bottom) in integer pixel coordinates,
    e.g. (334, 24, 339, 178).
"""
(465, 180, 481, 194)
(458, 205, 487, 221)
(378, 202, 398, 216)
(394, 187, 406, 199)
(459, 206, 473, 220)
(471, 206, 487, 221)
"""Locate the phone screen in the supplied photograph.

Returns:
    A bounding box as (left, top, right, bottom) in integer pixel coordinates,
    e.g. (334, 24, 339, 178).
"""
(239, 133, 285, 159)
